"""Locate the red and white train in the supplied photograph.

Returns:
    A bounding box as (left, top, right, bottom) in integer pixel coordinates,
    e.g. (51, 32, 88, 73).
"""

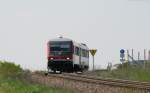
(47, 36, 89, 73)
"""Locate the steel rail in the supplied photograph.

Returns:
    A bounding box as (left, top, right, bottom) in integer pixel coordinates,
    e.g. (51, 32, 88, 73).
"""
(48, 73, 150, 90)
(63, 73, 150, 86)
(32, 72, 150, 90)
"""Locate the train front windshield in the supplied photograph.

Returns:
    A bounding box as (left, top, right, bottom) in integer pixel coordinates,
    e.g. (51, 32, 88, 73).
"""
(49, 42, 72, 56)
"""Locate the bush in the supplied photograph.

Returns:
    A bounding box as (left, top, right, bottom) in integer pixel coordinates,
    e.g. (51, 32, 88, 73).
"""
(0, 60, 77, 93)
(0, 61, 22, 78)
(96, 62, 150, 82)
(112, 66, 150, 81)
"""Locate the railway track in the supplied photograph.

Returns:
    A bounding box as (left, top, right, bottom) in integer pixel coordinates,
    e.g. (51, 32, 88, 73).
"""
(32, 71, 150, 91)
(41, 72, 150, 90)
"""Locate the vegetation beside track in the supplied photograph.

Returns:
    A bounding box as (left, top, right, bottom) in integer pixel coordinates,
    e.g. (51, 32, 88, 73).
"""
(95, 61, 150, 82)
(0, 61, 77, 93)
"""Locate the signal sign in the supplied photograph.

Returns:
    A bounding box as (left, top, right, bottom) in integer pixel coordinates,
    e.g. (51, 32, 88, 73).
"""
(90, 49, 97, 56)
(120, 49, 125, 63)
(120, 49, 125, 54)
(90, 49, 97, 71)
(120, 53, 125, 58)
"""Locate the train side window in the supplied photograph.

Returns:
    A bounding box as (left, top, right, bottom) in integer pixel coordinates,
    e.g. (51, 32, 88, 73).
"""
(86, 50, 89, 57)
(83, 49, 86, 57)
(81, 49, 83, 57)
(81, 49, 88, 57)
(82, 50, 88, 58)
(85, 50, 88, 57)
(75, 47, 79, 56)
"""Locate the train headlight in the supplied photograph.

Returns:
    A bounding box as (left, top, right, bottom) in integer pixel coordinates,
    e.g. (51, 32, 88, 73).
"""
(50, 58, 54, 60)
(66, 57, 70, 60)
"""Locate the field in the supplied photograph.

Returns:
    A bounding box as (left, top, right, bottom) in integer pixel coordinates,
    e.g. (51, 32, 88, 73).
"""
(1, 60, 150, 93)
(94, 61, 150, 82)
(0, 61, 77, 93)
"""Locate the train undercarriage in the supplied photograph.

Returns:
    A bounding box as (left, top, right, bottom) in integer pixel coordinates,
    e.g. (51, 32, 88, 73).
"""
(47, 61, 89, 73)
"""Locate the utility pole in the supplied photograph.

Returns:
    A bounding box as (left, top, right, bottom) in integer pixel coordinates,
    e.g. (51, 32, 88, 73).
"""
(132, 49, 134, 62)
(138, 52, 140, 61)
(127, 50, 129, 62)
(144, 49, 146, 69)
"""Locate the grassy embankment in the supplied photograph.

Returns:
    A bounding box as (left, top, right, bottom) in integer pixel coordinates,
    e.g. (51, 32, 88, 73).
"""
(95, 61, 150, 82)
(0, 61, 76, 93)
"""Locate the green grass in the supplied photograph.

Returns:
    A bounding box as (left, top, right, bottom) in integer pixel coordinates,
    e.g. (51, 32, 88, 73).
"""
(0, 78, 75, 93)
(96, 62, 150, 82)
(0, 61, 77, 93)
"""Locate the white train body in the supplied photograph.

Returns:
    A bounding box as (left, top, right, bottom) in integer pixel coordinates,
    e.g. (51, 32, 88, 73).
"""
(47, 37, 89, 72)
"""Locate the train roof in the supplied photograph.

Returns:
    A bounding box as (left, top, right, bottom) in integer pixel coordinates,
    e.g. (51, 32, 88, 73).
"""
(49, 36, 72, 42)
(73, 41, 89, 50)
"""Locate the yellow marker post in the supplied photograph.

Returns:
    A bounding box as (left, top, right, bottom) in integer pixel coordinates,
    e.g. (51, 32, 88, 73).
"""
(90, 49, 97, 70)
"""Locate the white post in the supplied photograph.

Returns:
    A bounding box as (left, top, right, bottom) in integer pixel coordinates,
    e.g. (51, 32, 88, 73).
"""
(132, 49, 134, 62)
(93, 56, 94, 70)
(138, 52, 140, 61)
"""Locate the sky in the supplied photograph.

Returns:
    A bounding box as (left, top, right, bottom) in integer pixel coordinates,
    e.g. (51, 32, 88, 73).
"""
(0, 0, 150, 70)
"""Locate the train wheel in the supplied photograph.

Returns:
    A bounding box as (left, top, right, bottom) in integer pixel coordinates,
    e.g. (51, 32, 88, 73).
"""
(44, 72, 48, 76)
(53, 69, 56, 74)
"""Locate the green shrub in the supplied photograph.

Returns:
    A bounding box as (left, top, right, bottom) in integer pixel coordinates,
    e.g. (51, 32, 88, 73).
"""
(0, 61, 22, 78)
(97, 62, 150, 82)
(0, 61, 77, 93)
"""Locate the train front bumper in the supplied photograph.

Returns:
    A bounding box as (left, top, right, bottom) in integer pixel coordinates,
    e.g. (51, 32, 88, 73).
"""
(48, 60, 73, 72)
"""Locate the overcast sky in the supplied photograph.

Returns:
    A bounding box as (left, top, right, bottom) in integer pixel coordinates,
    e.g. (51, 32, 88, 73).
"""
(0, 0, 150, 70)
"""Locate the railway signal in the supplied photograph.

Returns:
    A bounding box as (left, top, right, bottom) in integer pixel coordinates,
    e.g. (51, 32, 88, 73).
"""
(90, 49, 97, 70)
(120, 49, 125, 63)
